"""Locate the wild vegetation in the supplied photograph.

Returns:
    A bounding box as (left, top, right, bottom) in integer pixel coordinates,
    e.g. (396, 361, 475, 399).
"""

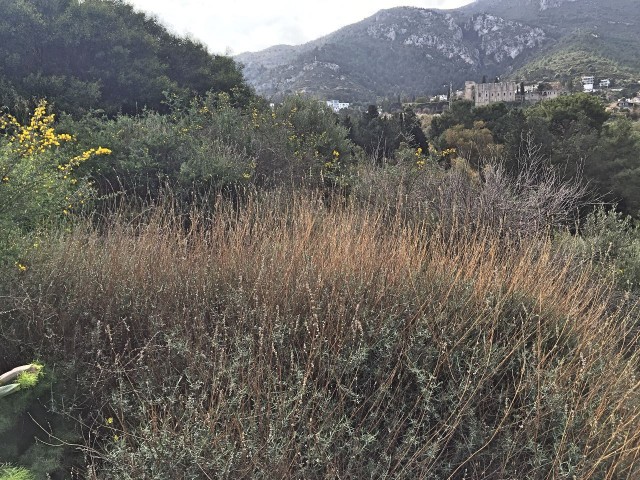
(0, 0, 250, 117)
(2, 1, 640, 478)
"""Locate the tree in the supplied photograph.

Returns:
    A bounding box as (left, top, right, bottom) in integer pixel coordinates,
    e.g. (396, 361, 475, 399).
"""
(526, 93, 609, 134)
(0, 101, 105, 265)
(443, 120, 503, 166)
(347, 105, 402, 161)
(0, 0, 252, 116)
(590, 118, 640, 215)
(429, 100, 474, 139)
(397, 108, 428, 150)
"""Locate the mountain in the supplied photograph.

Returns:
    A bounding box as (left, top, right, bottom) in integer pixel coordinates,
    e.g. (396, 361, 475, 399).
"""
(466, 0, 640, 79)
(236, 0, 640, 101)
(237, 7, 546, 101)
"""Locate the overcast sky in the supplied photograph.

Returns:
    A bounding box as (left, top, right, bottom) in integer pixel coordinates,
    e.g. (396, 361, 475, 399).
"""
(127, 0, 475, 55)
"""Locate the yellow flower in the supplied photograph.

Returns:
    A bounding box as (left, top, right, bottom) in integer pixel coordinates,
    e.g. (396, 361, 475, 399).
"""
(15, 263, 27, 272)
(2, 100, 75, 156)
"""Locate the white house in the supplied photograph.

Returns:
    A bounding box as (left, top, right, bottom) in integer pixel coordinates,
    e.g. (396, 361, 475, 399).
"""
(326, 100, 350, 113)
(582, 76, 595, 92)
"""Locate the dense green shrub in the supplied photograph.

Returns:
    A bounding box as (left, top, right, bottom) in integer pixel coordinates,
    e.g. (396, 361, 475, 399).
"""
(0, 101, 100, 270)
(562, 207, 640, 292)
(61, 93, 357, 201)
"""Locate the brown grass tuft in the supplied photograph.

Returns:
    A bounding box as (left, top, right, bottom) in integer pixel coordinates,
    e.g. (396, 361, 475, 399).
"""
(3, 190, 640, 479)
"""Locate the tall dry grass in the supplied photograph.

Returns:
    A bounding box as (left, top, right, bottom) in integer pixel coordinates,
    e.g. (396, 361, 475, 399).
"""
(3, 190, 640, 479)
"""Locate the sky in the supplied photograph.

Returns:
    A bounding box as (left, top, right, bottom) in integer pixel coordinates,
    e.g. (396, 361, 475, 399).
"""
(127, 0, 475, 55)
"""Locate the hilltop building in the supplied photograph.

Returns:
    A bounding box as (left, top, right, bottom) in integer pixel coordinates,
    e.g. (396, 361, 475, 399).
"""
(326, 100, 350, 112)
(464, 81, 518, 106)
(582, 76, 595, 92)
(524, 83, 563, 102)
(464, 80, 566, 106)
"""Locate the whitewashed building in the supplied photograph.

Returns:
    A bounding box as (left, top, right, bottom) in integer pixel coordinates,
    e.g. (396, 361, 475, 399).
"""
(582, 76, 595, 92)
(326, 100, 350, 112)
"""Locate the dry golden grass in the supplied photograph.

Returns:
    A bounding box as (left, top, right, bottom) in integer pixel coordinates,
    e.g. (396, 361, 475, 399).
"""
(4, 190, 640, 478)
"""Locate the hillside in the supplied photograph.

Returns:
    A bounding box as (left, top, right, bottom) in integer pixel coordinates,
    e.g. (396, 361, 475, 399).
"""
(468, 0, 640, 83)
(237, 0, 640, 101)
(511, 32, 640, 85)
(0, 0, 250, 116)
(237, 7, 547, 101)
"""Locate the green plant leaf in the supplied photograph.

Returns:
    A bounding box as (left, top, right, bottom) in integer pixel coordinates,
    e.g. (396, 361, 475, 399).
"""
(0, 384, 21, 399)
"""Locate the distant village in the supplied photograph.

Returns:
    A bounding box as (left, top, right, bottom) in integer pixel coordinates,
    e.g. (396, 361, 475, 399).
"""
(325, 75, 640, 115)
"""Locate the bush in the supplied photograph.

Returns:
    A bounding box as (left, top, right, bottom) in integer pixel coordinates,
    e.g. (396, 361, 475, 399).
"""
(352, 140, 588, 236)
(0, 465, 34, 480)
(0, 100, 103, 270)
(3, 191, 639, 478)
(62, 93, 357, 202)
(562, 207, 640, 292)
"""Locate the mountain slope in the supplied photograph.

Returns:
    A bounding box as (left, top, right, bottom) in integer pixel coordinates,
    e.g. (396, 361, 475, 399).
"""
(237, 7, 547, 100)
(237, 0, 640, 101)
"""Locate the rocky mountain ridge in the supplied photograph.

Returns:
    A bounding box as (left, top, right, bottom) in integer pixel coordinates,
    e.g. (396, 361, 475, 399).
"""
(236, 0, 639, 101)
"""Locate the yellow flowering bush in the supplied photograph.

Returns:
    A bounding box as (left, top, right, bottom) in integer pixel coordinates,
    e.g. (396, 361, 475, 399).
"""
(0, 100, 109, 267)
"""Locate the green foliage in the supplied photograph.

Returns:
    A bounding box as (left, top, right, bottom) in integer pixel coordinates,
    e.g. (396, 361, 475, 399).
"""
(426, 94, 640, 218)
(342, 105, 427, 161)
(443, 120, 503, 166)
(429, 99, 475, 138)
(0, 0, 251, 116)
(0, 101, 98, 269)
(0, 465, 34, 480)
(266, 95, 355, 185)
(564, 207, 640, 291)
(589, 118, 640, 216)
(62, 93, 357, 198)
(523, 97, 640, 216)
(526, 93, 609, 133)
(16, 370, 42, 390)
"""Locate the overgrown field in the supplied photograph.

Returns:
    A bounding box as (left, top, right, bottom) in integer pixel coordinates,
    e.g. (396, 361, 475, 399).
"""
(2, 2, 640, 477)
(2, 191, 640, 479)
